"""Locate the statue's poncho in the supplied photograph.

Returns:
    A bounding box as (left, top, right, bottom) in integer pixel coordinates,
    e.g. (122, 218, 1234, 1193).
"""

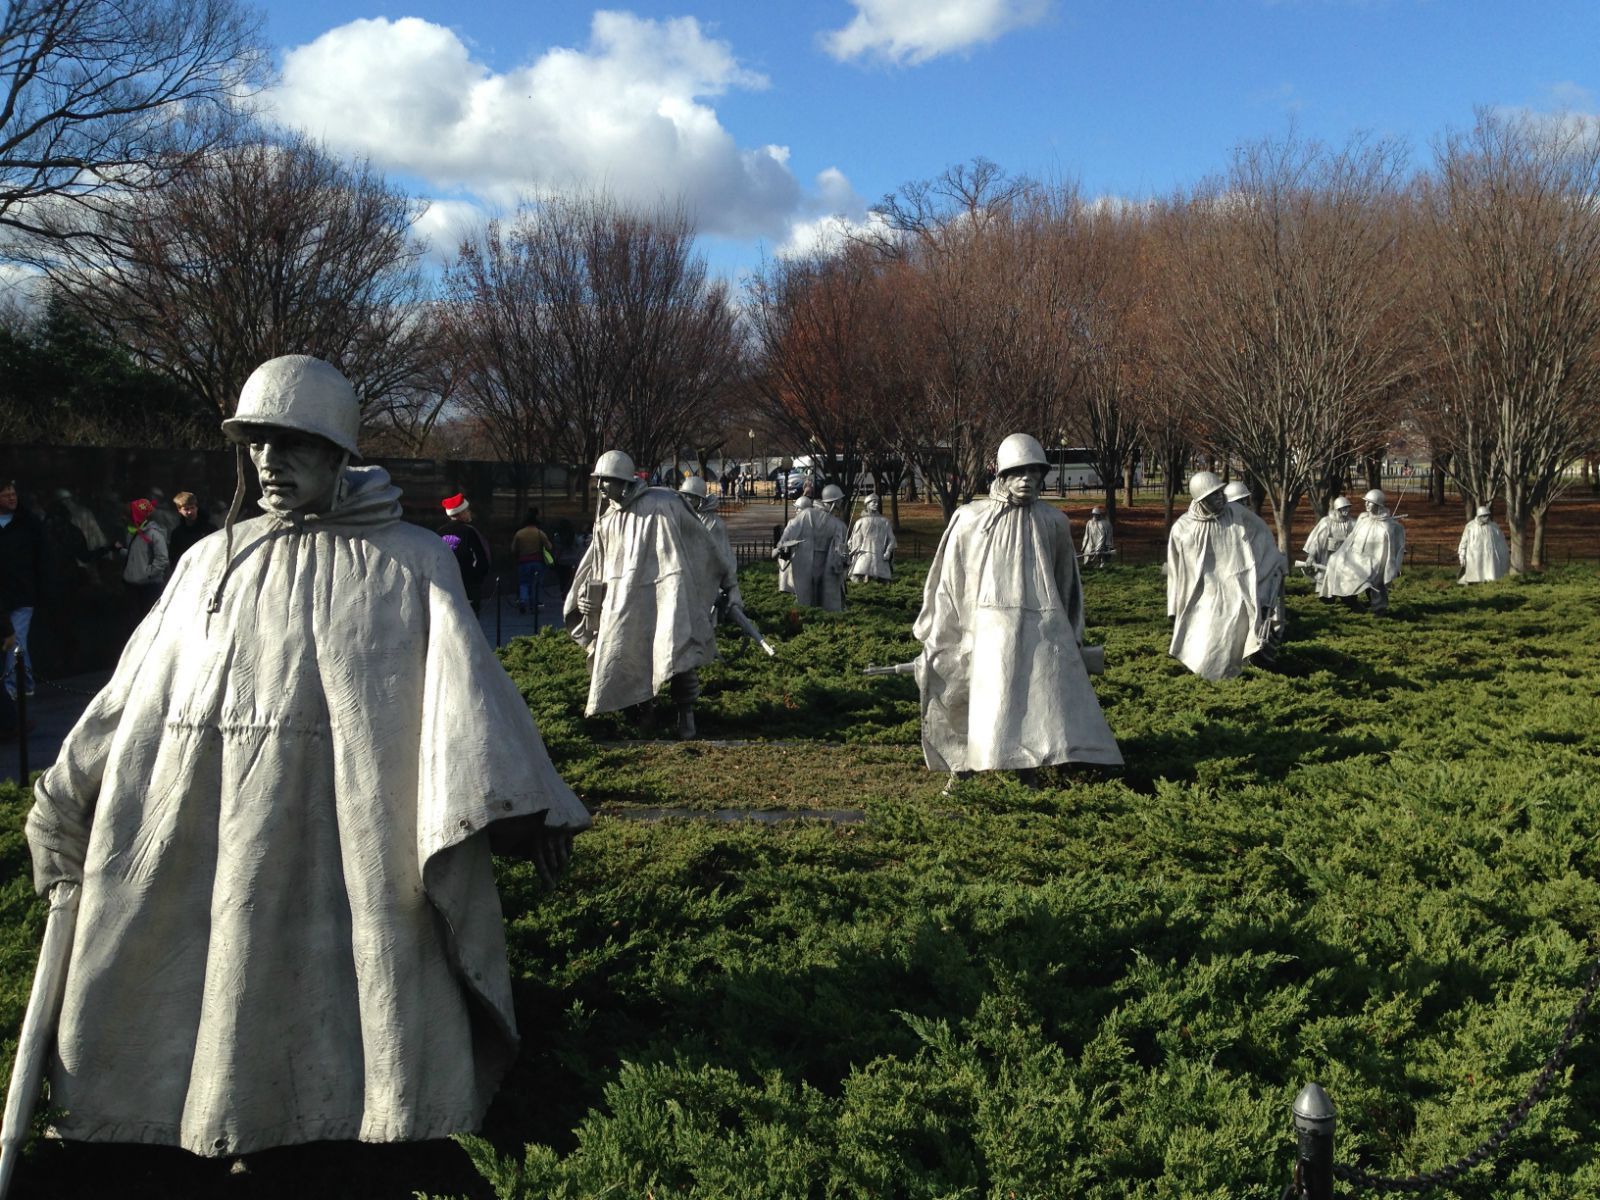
(1230, 502, 1288, 627)
(1319, 509, 1405, 599)
(1081, 515, 1113, 563)
(1166, 501, 1264, 681)
(774, 507, 847, 610)
(913, 492, 1121, 773)
(1457, 518, 1509, 584)
(24, 466, 590, 1158)
(1302, 509, 1353, 576)
(848, 511, 896, 580)
(691, 503, 741, 600)
(564, 486, 723, 714)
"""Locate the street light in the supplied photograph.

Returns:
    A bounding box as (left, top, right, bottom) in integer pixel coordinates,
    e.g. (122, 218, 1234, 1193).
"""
(747, 429, 755, 499)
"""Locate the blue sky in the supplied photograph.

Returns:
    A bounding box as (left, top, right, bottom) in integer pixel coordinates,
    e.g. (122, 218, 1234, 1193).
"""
(259, 1, 1600, 277)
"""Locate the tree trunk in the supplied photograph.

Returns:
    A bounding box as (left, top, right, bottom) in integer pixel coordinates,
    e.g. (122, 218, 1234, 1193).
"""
(1364, 454, 1383, 490)
(1504, 478, 1532, 573)
(1532, 506, 1548, 570)
(1270, 485, 1295, 555)
(1124, 461, 1136, 508)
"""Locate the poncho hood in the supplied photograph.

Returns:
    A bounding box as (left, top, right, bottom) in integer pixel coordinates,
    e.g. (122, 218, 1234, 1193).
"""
(259, 463, 403, 528)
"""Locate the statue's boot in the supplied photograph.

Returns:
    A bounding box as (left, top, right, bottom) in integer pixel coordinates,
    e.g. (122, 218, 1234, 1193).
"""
(632, 701, 657, 733)
(676, 703, 697, 741)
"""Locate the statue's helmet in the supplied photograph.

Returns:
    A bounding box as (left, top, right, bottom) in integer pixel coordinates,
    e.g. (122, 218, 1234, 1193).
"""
(795, 496, 812, 510)
(592, 450, 637, 482)
(1476, 504, 1492, 517)
(821, 483, 845, 504)
(1223, 481, 1250, 503)
(1363, 488, 1387, 505)
(996, 433, 1049, 474)
(1091, 505, 1104, 515)
(1188, 471, 1225, 501)
(222, 355, 361, 457)
(864, 494, 881, 510)
(1333, 496, 1352, 510)
(681, 474, 708, 498)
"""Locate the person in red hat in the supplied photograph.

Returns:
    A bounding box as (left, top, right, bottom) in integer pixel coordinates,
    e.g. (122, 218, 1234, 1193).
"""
(438, 491, 492, 613)
(119, 496, 169, 621)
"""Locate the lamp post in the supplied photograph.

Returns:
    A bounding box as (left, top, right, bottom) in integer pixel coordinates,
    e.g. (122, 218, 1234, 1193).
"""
(747, 429, 755, 500)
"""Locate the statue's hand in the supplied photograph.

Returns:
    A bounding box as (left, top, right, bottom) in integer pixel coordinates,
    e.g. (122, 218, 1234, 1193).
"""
(576, 590, 596, 616)
(533, 829, 575, 890)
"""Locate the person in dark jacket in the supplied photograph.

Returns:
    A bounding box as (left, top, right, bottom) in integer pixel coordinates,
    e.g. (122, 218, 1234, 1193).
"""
(169, 491, 218, 563)
(0, 478, 43, 699)
(438, 492, 491, 613)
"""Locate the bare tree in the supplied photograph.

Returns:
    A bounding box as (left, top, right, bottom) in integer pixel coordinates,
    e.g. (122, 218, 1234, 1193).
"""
(1062, 201, 1149, 524)
(444, 192, 741, 512)
(360, 304, 458, 456)
(1, 0, 265, 247)
(1413, 109, 1600, 570)
(1160, 133, 1417, 551)
(746, 243, 883, 503)
(48, 135, 428, 426)
(443, 219, 552, 506)
(874, 161, 1082, 523)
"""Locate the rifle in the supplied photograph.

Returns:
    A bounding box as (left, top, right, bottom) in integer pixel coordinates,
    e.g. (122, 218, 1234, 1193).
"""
(0, 882, 81, 1199)
(866, 646, 1106, 677)
(725, 604, 777, 657)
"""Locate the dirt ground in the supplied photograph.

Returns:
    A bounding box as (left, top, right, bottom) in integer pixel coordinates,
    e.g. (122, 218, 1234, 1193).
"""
(489, 483, 1600, 568)
(860, 488, 1600, 567)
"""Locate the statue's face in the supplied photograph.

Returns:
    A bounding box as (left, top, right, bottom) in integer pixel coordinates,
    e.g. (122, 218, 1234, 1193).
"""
(246, 428, 344, 514)
(1365, 500, 1382, 515)
(998, 466, 1044, 505)
(597, 476, 631, 505)
(1198, 490, 1226, 516)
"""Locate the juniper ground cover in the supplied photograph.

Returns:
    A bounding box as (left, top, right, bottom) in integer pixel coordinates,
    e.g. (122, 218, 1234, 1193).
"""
(2, 562, 1597, 1198)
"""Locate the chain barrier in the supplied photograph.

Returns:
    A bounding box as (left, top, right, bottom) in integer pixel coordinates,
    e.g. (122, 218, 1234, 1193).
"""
(27, 672, 105, 699)
(1289, 943, 1600, 1197)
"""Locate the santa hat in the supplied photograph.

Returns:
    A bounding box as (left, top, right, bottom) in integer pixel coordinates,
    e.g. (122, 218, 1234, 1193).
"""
(442, 492, 469, 516)
(128, 498, 156, 526)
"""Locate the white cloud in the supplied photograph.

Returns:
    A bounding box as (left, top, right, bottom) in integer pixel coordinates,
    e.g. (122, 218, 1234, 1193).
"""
(269, 12, 802, 238)
(822, 0, 1051, 66)
(410, 198, 490, 265)
(0, 264, 46, 317)
(778, 210, 897, 258)
(776, 167, 897, 257)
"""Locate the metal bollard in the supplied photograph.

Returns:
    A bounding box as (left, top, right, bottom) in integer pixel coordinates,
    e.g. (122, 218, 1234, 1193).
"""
(1292, 1082, 1336, 1200)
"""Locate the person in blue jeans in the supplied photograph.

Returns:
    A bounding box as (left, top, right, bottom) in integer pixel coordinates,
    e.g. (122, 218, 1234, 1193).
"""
(0, 478, 42, 700)
(511, 508, 555, 616)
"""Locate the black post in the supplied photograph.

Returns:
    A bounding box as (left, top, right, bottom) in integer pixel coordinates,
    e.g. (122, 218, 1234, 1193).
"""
(1292, 1083, 1336, 1200)
(494, 576, 502, 647)
(15, 680, 28, 781)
